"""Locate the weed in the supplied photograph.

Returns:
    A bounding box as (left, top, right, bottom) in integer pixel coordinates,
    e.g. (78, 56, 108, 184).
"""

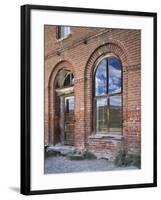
(66, 153, 84, 160)
(83, 150, 97, 160)
(114, 150, 141, 168)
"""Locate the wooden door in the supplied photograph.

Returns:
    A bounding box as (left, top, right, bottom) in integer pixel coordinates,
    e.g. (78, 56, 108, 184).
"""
(64, 96, 75, 145)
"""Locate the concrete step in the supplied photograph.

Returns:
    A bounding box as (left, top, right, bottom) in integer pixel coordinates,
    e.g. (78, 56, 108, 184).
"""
(46, 144, 76, 155)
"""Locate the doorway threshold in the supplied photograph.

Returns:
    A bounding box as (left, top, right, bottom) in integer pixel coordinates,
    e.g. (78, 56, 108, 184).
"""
(46, 144, 76, 155)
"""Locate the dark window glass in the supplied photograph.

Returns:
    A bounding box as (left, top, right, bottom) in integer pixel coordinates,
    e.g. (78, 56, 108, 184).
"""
(109, 96, 122, 132)
(64, 74, 71, 87)
(96, 98, 108, 132)
(66, 98, 74, 113)
(64, 73, 74, 87)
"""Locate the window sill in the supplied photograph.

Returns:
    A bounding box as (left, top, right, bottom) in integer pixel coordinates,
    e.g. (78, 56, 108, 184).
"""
(88, 133, 123, 140)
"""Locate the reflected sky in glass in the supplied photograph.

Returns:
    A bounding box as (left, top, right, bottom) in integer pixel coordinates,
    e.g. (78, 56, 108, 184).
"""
(110, 96, 122, 107)
(61, 26, 70, 37)
(95, 59, 107, 96)
(95, 57, 121, 96)
(66, 98, 74, 111)
(96, 98, 107, 107)
(108, 57, 121, 94)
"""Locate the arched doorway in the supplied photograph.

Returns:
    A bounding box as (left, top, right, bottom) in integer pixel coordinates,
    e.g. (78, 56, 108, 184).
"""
(54, 69, 75, 145)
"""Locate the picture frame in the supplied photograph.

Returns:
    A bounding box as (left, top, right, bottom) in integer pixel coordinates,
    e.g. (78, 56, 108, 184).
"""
(21, 4, 157, 195)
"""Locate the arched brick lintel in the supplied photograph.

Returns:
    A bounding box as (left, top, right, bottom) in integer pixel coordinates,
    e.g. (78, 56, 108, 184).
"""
(85, 42, 130, 79)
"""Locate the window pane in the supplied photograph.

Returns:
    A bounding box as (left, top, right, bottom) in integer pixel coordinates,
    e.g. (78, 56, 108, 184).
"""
(64, 73, 74, 87)
(108, 57, 121, 94)
(60, 26, 70, 38)
(64, 26, 70, 35)
(96, 98, 108, 132)
(95, 59, 107, 96)
(66, 97, 74, 113)
(60, 27, 64, 38)
(109, 96, 122, 132)
(64, 74, 71, 86)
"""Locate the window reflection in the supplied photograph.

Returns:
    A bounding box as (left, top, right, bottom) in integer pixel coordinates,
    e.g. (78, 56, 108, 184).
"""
(58, 26, 70, 39)
(109, 57, 121, 94)
(95, 59, 107, 96)
(109, 96, 122, 132)
(96, 99, 108, 132)
(66, 97, 74, 113)
(63, 26, 70, 36)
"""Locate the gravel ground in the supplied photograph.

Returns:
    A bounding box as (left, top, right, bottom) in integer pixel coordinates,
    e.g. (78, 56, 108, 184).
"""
(45, 156, 137, 174)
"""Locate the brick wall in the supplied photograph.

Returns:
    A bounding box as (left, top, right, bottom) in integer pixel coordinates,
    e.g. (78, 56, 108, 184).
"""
(44, 25, 141, 156)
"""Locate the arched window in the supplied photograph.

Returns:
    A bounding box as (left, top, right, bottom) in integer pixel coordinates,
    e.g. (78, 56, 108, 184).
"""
(55, 69, 74, 89)
(94, 56, 122, 134)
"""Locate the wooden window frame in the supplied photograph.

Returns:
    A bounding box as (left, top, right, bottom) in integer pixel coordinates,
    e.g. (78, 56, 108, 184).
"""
(93, 55, 123, 135)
